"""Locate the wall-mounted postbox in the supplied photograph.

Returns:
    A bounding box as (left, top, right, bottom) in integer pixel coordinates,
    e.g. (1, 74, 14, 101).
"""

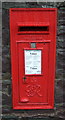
(10, 8, 57, 109)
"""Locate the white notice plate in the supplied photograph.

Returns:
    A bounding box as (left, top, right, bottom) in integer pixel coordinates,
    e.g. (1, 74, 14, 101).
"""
(24, 50, 41, 75)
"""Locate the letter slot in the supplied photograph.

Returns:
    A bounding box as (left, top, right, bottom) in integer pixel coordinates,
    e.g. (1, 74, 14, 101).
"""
(17, 23, 49, 34)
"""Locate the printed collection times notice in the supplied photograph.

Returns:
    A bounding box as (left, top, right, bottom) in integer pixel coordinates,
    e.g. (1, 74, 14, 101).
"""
(24, 50, 41, 75)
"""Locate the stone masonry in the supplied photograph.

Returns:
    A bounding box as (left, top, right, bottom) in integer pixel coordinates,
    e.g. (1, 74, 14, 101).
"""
(2, 2, 65, 120)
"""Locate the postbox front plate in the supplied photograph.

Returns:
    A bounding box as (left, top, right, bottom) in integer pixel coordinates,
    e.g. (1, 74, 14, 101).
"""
(10, 8, 57, 109)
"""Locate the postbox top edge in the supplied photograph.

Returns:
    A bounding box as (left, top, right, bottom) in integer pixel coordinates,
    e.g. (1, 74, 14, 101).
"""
(10, 8, 57, 11)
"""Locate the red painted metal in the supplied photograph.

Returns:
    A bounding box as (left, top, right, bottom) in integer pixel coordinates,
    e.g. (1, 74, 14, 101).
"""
(10, 8, 57, 109)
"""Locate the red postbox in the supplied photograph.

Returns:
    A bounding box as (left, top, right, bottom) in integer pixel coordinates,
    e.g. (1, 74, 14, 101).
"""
(10, 8, 57, 109)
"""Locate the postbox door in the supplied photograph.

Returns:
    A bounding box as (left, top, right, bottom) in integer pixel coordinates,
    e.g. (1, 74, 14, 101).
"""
(17, 41, 49, 104)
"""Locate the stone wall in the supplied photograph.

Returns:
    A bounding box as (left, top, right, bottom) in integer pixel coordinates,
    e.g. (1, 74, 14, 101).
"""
(2, 2, 65, 120)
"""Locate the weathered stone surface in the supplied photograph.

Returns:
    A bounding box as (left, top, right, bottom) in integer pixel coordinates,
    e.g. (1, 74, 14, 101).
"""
(2, 1, 65, 120)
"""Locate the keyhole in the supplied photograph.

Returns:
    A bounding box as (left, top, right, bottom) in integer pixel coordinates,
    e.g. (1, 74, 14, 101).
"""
(23, 76, 26, 83)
